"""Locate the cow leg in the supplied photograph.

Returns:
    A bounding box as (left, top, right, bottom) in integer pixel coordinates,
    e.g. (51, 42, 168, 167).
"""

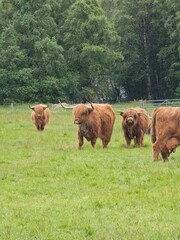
(153, 141, 170, 161)
(135, 130, 144, 147)
(152, 143, 160, 161)
(136, 141, 142, 148)
(123, 131, 131, 148)
(153, 134, 170, 161)
(102, 139, 109, 148)
(37, 122, 42, 131)
(161, 146, 170, 162)
(134, 137, 142, 148)
(161, 151, 169, 162)
(140, 135, 144, 147)
(126, 141, 131, 148)
(133, 137, 137, 146)
(125, 137, 131, 148)
(37, 125, 41, 131)
(78, 131, 84, 149)
(91, 138, 97, 148)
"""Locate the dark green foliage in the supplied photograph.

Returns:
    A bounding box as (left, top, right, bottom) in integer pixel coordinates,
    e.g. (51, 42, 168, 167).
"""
(0, 0, 179, 103)
(175, 85, 180, 98)
(60, 0, 123, 102)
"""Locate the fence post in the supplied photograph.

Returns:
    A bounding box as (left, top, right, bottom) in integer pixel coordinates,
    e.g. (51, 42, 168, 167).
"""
(11, 103, 13, 112)
(139, 99, 144, 108)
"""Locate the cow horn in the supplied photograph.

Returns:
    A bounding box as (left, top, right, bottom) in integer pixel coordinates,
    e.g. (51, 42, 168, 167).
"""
(90, 103, 94, 111)
(59, 101, 74, 109)
(117, 110, 124, 116)
(117, 110, 123, 113)
(87, 102, 94, 112)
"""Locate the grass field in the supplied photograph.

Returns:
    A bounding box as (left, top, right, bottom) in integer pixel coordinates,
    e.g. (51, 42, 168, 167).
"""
(0, 103, 179, 240)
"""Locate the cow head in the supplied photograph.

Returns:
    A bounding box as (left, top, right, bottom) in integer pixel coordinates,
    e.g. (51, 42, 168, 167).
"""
(73, 103, 94, 124)
(30, 104, 47, 121)
(120, 109, 140, 126)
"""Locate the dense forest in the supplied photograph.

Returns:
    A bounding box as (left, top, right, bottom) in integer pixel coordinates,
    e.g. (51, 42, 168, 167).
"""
(0, 0, 179, 104)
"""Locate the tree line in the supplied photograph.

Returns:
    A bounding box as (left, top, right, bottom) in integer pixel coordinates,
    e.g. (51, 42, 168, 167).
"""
(0, 0, 179, 104)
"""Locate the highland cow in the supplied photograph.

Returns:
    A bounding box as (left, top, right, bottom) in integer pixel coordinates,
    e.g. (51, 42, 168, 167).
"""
(61, 103, 115, 149)
(120, 107, 149, 148)
(151, 107, 180, 161)
(30, 104, 50, 131)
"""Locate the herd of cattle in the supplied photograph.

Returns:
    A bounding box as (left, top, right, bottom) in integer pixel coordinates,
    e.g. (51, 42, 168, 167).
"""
(30, 103, 180, 162)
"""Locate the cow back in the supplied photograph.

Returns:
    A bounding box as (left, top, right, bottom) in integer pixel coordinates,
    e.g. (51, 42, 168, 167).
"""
(93, 104, 116, 123)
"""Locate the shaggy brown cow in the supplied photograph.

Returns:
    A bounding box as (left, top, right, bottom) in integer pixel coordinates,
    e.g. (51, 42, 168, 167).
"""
(30, 104, 50, 131)
(120, 107, 149, 148)
(151, 107, 180, 161)
(62, 103, 115, 149)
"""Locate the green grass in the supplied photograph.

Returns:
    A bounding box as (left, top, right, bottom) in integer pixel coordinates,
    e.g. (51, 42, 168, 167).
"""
(0, 104, 179, 240)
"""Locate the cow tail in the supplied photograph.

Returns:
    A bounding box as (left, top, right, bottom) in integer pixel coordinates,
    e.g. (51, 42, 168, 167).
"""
(151, 108, 157, 143)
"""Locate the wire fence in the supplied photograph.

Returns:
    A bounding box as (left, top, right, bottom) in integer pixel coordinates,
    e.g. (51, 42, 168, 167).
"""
(1, 99, 180, 115)
(139, 99, 180, 117)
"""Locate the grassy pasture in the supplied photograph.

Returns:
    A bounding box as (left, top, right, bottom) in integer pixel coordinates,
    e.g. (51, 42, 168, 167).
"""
(0, 103, 179, 240)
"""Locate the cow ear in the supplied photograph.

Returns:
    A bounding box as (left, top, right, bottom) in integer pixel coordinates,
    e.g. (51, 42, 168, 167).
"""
(120, 111, 124, 116)
(43, 107, 47, 110)
(30, 106, 35, 111)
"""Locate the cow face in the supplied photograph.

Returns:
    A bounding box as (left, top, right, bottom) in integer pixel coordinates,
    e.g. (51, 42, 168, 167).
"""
(120, 110, 140, 126)
(31, 105, 47, 121)
(73, 104, 94, 125)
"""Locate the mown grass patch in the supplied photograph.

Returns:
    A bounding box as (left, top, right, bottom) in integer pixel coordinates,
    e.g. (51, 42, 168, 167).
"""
(0, 104, 179, 239)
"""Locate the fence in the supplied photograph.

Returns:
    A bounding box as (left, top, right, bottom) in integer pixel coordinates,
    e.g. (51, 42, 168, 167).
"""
(1, 99, 180, 115)
(139, 99, 180, 117)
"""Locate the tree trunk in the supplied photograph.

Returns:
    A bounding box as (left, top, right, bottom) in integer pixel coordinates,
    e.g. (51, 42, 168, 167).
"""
(143, 17, 151, 100)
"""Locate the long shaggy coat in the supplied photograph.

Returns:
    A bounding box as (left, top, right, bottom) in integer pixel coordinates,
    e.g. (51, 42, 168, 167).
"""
(31, 104, 50, 131)
(120, 107, 149, 148)
(151, 107, 180, 161)
(73, 103, 115, 149)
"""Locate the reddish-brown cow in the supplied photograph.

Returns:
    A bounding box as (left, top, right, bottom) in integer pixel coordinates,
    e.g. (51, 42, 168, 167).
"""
(30, 104, 50, 131)
(120, 107, 149, 148)
(62, 103, 116, 149)
(151, 107, 180, 161)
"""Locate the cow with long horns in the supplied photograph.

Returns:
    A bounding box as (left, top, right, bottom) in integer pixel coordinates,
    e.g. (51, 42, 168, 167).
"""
(30, 104, 50, 131)
(119, 107, 149, 148)
(61, 102, 116, 149)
